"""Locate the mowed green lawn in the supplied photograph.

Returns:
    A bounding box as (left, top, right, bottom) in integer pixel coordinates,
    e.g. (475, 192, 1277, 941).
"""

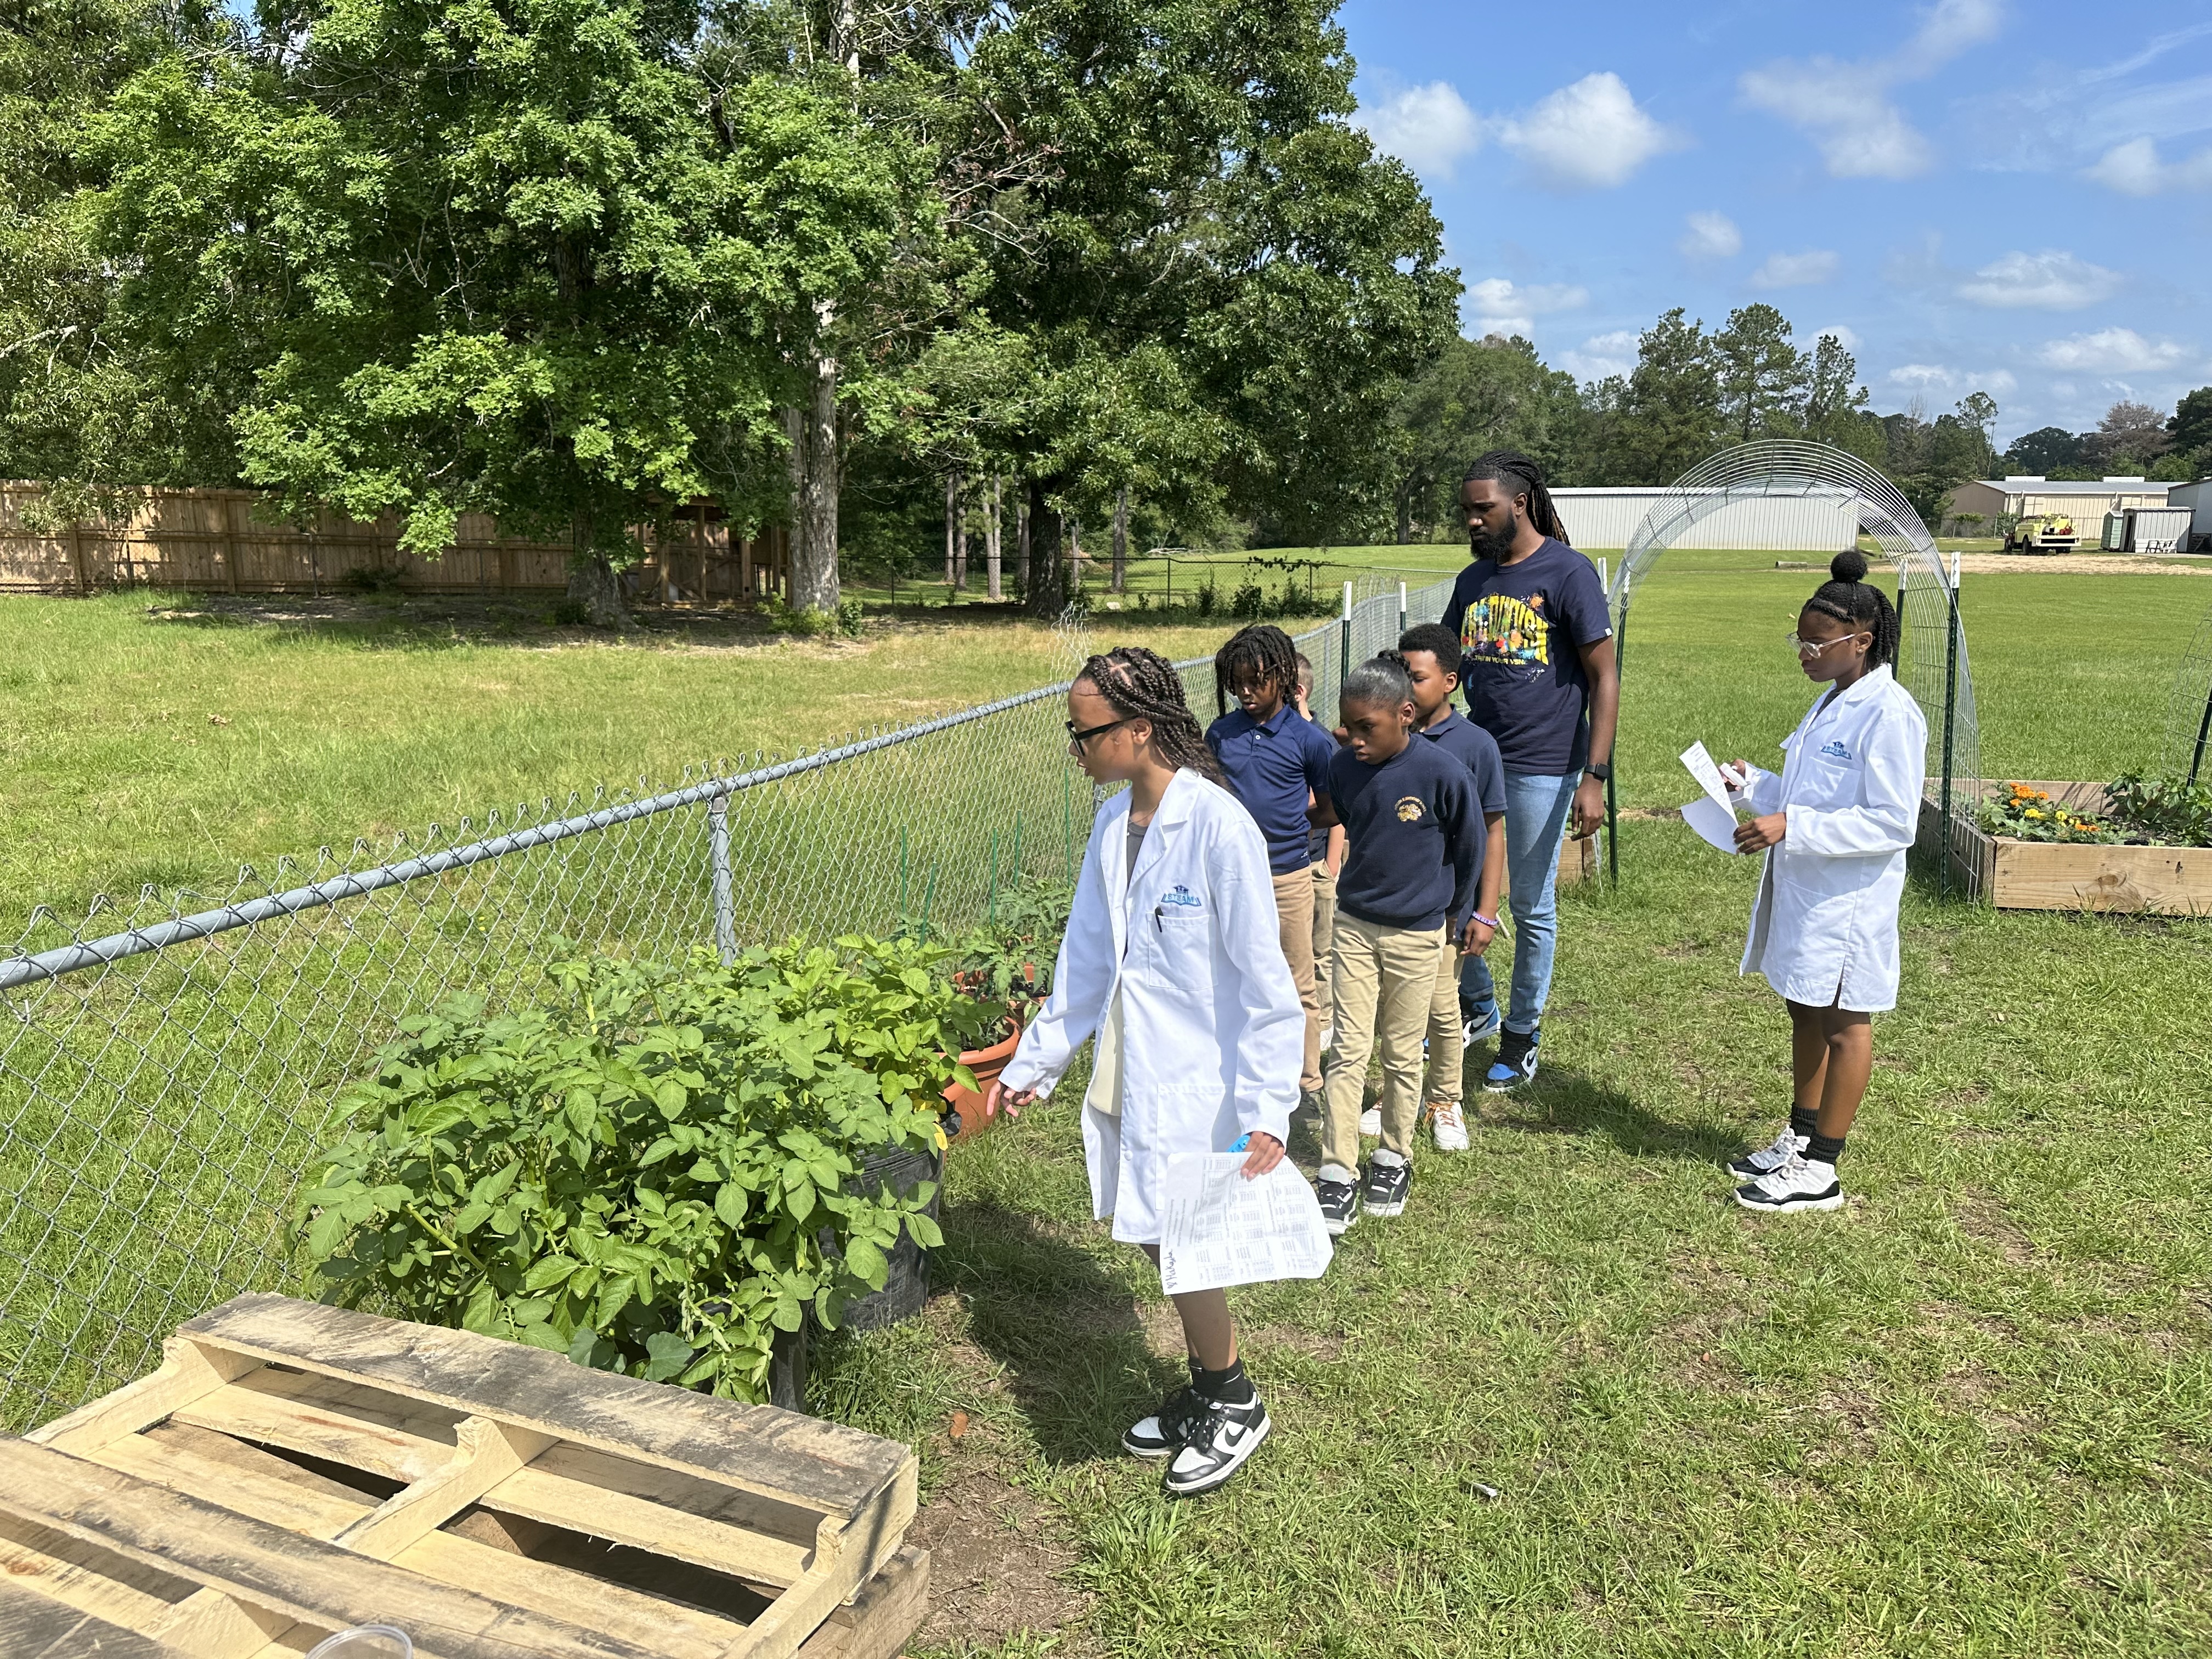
(3, 552, 2210, 1655)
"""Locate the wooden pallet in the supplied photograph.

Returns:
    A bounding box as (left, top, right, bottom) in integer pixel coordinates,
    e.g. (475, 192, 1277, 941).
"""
(4, 1294, 926, 1659)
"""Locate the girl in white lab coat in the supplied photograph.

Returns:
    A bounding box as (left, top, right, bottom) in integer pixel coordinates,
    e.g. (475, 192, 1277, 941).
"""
(1723, 549, 1927, 1215)
(983, 645, 1305, 1496)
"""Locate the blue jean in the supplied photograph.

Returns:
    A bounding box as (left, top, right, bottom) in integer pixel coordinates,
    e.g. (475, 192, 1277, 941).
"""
(1460, 769, 1582, 1036)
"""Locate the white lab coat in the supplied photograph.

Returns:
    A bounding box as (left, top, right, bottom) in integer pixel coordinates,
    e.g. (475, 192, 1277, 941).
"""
(1731, 664, 1927, 1013)
(999, 769, 1305, 1244)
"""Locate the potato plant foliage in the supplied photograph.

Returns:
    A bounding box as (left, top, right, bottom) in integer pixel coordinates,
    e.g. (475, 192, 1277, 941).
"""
(298, 938, 995, 1400)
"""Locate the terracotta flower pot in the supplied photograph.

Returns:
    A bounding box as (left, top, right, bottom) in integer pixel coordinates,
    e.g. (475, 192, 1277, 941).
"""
(941, 1014, 1024, 1145)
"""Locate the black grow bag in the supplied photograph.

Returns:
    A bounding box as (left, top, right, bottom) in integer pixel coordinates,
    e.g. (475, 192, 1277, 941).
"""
(823, 1143, 943, 1334)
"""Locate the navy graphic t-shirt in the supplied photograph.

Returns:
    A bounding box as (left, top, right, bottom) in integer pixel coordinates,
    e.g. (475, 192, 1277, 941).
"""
(1441, 537, 1612, 775)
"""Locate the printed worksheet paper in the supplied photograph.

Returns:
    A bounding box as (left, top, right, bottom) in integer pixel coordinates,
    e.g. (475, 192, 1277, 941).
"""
(1158, 1154, 1333, 1295)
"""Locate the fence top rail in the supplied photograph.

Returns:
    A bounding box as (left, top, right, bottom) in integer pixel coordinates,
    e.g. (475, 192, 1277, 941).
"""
(0, 581, 1453, 994)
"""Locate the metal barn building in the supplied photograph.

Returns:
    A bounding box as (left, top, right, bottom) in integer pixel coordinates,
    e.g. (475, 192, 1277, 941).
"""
(1550, 487, 1859, 552)
(2162, 478, 2212, 551)
(1946, 476, 2176, 528)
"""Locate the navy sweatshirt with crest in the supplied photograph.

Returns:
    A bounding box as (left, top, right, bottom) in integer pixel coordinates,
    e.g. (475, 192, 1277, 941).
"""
(1325, 738, 1485, 931)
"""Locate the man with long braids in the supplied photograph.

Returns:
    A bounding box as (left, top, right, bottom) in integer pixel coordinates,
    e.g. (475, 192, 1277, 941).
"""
(986, 646, 1304, 1495)
(1205, 624, 1338, 1107)
(1443, 449, 1620, 1092)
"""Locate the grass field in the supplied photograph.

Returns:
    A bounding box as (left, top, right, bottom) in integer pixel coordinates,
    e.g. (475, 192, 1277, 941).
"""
(3, 549, 2210, 1655)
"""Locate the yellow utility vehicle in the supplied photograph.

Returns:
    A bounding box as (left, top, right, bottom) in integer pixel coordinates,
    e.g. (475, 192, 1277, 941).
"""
(2003, 511, 2078, 555)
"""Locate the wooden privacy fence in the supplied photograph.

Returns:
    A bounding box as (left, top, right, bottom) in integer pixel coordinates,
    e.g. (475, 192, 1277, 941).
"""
(0, 484, 793, 601)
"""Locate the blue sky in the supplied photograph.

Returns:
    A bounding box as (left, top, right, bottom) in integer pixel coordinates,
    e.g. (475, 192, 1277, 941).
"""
(1343, 0, 2212, 447)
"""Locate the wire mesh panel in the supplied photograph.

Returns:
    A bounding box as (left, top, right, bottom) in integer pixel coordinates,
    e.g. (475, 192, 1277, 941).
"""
(0, 579, 1452, 1430)
(2160, 590, 2212, 787)
(1604, 441, 1983, 896)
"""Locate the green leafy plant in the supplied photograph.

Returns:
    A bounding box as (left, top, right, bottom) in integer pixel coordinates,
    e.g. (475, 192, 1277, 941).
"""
(1230, 580, 1266, 618)
(296, 938, 994, 1401)
(945, 878, 1075, 1033)
(1978, 782, 2114, 843)
(2105, 772, 2212, 848)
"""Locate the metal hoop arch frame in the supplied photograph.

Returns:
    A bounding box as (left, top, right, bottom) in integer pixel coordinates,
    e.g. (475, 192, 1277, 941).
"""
(1599, 440, 1982, 900)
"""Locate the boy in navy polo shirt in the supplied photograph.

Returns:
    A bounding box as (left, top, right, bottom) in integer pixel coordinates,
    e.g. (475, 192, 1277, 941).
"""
(1399, 623, 1506, 1153)
(1314, 653, 1485, 1233)
(1205, 624, 1338, 1101)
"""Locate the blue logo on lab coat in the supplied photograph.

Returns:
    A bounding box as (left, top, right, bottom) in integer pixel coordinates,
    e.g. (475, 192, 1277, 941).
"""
(1819, 739, 1853, 760)
(1160, 885, 1203, 910)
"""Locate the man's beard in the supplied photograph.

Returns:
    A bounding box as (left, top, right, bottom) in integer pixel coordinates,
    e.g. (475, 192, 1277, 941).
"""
(1469, 521, 1513, 559)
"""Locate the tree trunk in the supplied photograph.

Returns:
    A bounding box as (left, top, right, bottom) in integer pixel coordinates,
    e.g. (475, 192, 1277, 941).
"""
(954, 480, 969, 590)
(567, 517, 630, 629)
(1023, 478, 1064, 616)
(944, 471, 958, 586)
(1111, 486, 1127, 593)
(1395, 479, 1413, 546)
(985, 476, 1002, 601)
(1017, 495, 1030, 593)
(790, 337, 841, 614)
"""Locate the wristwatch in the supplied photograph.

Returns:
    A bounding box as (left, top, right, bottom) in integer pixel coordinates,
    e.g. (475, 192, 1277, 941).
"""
(1584, 760, 1613, 782)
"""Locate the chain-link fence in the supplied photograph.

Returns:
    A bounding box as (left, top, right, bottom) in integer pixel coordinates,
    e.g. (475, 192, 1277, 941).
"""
(0, 576, 1449, 1430)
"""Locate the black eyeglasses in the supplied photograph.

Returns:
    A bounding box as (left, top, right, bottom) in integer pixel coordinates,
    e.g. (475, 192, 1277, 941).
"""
(1065, 716, 1128, 748)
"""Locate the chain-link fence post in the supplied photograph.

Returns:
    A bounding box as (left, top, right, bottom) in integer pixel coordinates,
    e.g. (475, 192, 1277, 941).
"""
(1938, 551, 1962, 902)
(708, 791, 737, 964)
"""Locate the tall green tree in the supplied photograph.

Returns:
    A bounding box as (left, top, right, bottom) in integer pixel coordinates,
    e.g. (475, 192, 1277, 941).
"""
(1711, 303, 1808, 445)
(1387, 334, 1577, 541)
(86, 0, 915, 622)
(1616, 308, 1722, 485)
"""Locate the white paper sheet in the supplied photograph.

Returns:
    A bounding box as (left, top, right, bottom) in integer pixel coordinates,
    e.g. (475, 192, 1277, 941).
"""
(1681, 793, 1745, 854)
(1679, 741, 1734, 813)
(1158, 1154, 1334, 1295)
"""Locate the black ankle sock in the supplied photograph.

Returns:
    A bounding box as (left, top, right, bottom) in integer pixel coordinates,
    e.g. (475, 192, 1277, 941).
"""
(1805, 1131, 1846, 1166)
(1788, 1105, 1819, 1139)
(1192, 1357, 1255, 1406)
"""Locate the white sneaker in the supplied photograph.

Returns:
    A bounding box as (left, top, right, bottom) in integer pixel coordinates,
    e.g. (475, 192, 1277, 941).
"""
(1735, 1154, 1844, 1214)
(1163, 1394, 1271, 1496)
(1358, 1106, 1381, 1136)
(1429, 1099, 1468, 1152)
(1726, 1124, 1808, 1179)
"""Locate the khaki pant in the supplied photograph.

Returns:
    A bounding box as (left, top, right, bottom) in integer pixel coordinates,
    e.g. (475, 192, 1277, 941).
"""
(1310, 860, 1338, 1032)
(1271, 868, 1323, 1094)
(1322, 913, 1445, 1174)
(1423, 931, 1465, 1108)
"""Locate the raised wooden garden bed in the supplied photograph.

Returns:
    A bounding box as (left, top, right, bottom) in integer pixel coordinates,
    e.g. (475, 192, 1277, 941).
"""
(2, 1294, 927, 1659)
(1923, 781, 2212, 914)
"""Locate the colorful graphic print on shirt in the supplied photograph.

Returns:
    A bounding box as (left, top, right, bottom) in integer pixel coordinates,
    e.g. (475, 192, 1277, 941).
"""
(1459, 591, 1551, 670)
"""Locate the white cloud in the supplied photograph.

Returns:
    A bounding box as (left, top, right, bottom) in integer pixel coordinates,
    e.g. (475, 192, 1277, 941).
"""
(2035, 329, 2191, 373)
(1884, 364, 2017, 397)
(1356, 82, 1482, 180)
(1465, 277, 1588, 339)
(1560, 330, 1639, 382)
(1678, 211, 1742, 259)
(1750, 249, 1840, 289)
(1497, 73, 1684, 191)
(2085, 136, 2212, 195)
(1740, 0, 2005, 179)
(1808, 324, 1861, 351)
(1955, 250, 2123, 309)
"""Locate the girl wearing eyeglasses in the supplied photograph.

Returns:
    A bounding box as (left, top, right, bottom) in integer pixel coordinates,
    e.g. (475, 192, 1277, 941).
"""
(983, 646, 1306, 1496)
(1720, 549, 1927, 1215)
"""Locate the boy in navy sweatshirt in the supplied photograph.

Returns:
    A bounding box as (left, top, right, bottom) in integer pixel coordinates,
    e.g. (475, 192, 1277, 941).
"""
(1316, 652, 1485, 1234)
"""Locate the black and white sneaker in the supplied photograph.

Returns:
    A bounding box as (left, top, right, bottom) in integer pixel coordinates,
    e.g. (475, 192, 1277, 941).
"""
(1461, 1004, 1502, 1047)
(1317, 1176, 1359, 1235)
(1122, 1386, 1203, 1458)
(1734, 1154, 1844, 1214)
(1163, 1393, 1271, 1496)
(1726, 1124, 1808, 1180)
(1483, 1027, 1539, 1092)
(1361, 1154, 1411, 1218)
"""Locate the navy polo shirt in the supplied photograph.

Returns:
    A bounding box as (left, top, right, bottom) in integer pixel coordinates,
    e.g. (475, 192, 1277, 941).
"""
(1206, 702, 1338, 875)
(1326, 738, 1483, 931)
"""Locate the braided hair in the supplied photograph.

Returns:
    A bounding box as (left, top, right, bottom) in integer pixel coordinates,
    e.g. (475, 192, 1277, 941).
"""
(1341, 650, 1416, 709)
(1463, 449, 1572, 546)
(1804, 549, 1900, 668)
(1078, 646, 1229, 785)
(1212, 623, 1300, 715)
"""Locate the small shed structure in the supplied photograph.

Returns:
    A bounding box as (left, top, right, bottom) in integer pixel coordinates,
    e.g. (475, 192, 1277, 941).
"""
(2162, 478, 2212, 551)
(1550, 487, 1858, 551)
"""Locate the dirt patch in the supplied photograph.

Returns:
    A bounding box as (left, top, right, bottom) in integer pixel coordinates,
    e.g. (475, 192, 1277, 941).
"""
(1953, 1191, 2038, 1264)
(905, 1472, 1095, 1654)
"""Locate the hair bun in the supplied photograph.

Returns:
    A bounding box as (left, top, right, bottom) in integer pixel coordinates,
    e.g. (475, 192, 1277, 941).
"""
(1830, 549, 1870, 584)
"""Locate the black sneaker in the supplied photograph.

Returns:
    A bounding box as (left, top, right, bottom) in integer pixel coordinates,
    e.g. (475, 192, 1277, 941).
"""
(1484, 1026, 1539, 1092)
(1163, 1393, 1271, 1496)
(1316, 1177, 1359, 1235)
(1361, 1155, 1411, 1217)
(1122, 1385, 1203, 1458)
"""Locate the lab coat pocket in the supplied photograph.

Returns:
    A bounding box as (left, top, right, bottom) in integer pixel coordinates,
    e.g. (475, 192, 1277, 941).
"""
(1146, 910, 1215, 996)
